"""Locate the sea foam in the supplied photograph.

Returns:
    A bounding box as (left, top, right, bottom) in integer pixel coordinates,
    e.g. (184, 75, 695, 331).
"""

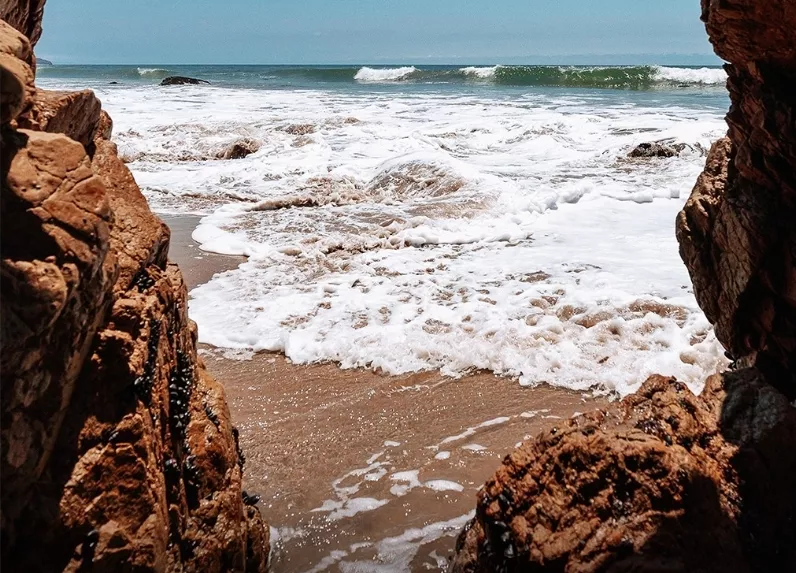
(44, 77, 729, 397)
(354, 66, 417, 81)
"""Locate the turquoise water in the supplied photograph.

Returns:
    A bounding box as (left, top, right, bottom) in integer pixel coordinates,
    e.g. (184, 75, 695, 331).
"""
(38, 63, 727, 95)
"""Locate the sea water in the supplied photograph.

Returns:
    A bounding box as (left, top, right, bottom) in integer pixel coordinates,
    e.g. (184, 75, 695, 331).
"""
(38, 64, 731, 397)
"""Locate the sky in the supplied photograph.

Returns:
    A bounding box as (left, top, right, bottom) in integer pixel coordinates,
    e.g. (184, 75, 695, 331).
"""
(36, 0, 720, 65)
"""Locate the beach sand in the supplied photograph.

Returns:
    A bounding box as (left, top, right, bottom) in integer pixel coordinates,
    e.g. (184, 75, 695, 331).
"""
(166, 215, 606, 572)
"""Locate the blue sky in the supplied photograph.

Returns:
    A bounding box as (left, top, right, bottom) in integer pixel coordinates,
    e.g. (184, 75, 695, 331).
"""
(37, 0, 719, 65)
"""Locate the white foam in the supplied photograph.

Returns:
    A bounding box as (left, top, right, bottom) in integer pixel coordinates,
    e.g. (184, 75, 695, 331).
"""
(338, 512, 474, 573)
(461, 65, 499, 79)
(653, 66, 727, 85)
(424, 479, 464, 492)
(137, 67, 169, 76)
(328, 498, 389, 521)
(434, 451, 451, 460)
(57, 81, 729, 397)
(462, 443, 487, 452)
(389, 470, 422, 496)
(354, 66, 416, 82)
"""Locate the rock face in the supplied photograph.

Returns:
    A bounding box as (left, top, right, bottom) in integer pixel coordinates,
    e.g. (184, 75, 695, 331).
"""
(1, 4, 269, 572)
(452, 371, 796, 573)
(453, 1, 796, 571)
(160, 76, 210, 86)
(677, 0, 796, 398)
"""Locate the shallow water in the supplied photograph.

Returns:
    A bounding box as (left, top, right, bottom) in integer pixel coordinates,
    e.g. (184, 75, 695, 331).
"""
(40, 64, 730, 397)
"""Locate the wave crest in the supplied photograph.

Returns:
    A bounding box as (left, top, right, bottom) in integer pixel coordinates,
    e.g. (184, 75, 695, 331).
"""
(354, 66, 417, 82)
(460, 66, 500, 79)
(651, 66, 726, 85)
(137, 67, 170, 77)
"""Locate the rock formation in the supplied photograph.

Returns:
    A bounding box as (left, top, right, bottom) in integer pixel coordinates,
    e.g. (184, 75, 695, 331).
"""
(677, 0, 796, 398)
(453, 1, 796, 571)
(0, 3, 269, 571)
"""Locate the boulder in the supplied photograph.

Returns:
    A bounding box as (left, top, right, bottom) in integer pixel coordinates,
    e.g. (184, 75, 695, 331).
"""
(216, 138, 260, 160)
(0, 0, 45, 67)
(627, 141, 701, 158)
(1, 3, 269, 570)
(160, 76, 210, 86)
(677, 0, 796, 397)
(452, 371, 796, 573)
(0, 19, 34, 122)
(17, 89, 103, 148)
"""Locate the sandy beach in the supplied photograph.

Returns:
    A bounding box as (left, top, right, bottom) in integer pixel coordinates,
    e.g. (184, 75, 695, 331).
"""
(165, 214, 607, 572)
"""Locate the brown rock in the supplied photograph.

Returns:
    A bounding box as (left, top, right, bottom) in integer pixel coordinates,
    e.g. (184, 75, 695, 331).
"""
(18, 89, 103, 148)
(216, 138, 260, 160)
(0, 0, 46, 52)
(0, 19, 34, 122)
(677, 0, 796, 397)
(1, 2, 269, 570)
(452, 371, 796, 573)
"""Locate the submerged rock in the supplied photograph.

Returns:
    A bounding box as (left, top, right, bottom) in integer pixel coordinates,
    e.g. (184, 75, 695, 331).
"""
(216, 138, 260, 159)
(160, 75, 210, 86)
(0, 3, 268, 571)
(627, 140, 704, 158)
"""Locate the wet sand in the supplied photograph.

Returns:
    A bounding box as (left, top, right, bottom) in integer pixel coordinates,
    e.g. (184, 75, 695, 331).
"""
(165, 215, 606, 573)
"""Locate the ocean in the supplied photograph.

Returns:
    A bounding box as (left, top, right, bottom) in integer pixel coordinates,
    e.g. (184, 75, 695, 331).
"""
(38, 64, 730, 397)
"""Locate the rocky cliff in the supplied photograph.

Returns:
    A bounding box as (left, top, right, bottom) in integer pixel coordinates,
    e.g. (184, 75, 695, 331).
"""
(677, 0, 796, 398)
(0, 3, 269, 571)
(452, 1, 796, 571)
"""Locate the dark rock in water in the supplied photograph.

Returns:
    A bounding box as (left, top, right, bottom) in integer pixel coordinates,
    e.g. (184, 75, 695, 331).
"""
(108, 80, 118, 84)
(628, 141, 692, 158)
(216, 138, 260, 160)
(160, 75, 210, 86)
(35, 56, 52, 66)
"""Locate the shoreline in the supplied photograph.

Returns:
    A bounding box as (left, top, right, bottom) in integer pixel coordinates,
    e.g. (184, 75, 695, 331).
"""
(164, 214, 606, 572)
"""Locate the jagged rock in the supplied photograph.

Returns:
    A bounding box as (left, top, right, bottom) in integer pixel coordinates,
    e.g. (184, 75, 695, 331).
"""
(17, 89, 103, 148)
(0, 19, 34, 122)
(1, 3, 269, 570)
(160, 76, 210, 86)
(452, 371, 796, 573)
(677, 0, 796, 397)
(627, 141, 702, 158)
(216, 138, 260, 160)
(0, 0, 45, 53)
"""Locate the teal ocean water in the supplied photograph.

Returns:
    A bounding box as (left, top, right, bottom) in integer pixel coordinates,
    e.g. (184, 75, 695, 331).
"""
(38, 63, 727, 91)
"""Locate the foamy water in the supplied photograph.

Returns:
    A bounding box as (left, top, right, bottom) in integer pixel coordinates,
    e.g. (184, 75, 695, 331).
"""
(39, 71, 729, 397)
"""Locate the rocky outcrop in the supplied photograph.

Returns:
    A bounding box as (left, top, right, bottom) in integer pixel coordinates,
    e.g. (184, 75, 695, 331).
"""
(1, 4, 268, 571)
(0, 0, 43, 68)
(627, 140, 705, 158)
(452, 371, 796, 572)
(677, 0, 796, 398)
(160, 76, 210, 86)
(453, 1, 796, 571)
(216, 138, 260, 160)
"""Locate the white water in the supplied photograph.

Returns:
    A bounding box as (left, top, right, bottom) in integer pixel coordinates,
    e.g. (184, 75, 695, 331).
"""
(43, 81, 729, 397)
(354, 66, 417, 82)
